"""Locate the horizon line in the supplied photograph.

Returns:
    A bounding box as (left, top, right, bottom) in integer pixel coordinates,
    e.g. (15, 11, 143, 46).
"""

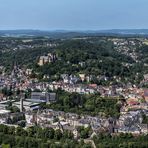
(0, 28, 148, 32)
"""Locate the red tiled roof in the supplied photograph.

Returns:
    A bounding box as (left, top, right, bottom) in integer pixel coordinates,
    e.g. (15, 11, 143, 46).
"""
(128, 101, 139, 106)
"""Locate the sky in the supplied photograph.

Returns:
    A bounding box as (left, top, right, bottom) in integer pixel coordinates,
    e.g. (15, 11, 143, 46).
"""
(0, 0, 148, 30)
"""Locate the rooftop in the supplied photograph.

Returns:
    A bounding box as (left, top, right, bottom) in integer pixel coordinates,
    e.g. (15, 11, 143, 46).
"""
(0, 109, 10, 114)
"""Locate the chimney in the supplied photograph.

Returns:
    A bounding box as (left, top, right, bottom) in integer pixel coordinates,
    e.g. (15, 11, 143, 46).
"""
(20, 93, 24, 112)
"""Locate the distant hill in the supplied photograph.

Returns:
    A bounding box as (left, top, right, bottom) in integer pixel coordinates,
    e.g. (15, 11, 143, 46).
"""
(0, 29, 148, 38)
(0, 30, 89, 38)
(94, 29, 148, 35)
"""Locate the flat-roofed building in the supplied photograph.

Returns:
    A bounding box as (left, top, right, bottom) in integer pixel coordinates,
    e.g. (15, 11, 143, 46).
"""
(31, 92, 56, 103)
(13, 100, 40, 111)
(0, 109, 10, 124)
